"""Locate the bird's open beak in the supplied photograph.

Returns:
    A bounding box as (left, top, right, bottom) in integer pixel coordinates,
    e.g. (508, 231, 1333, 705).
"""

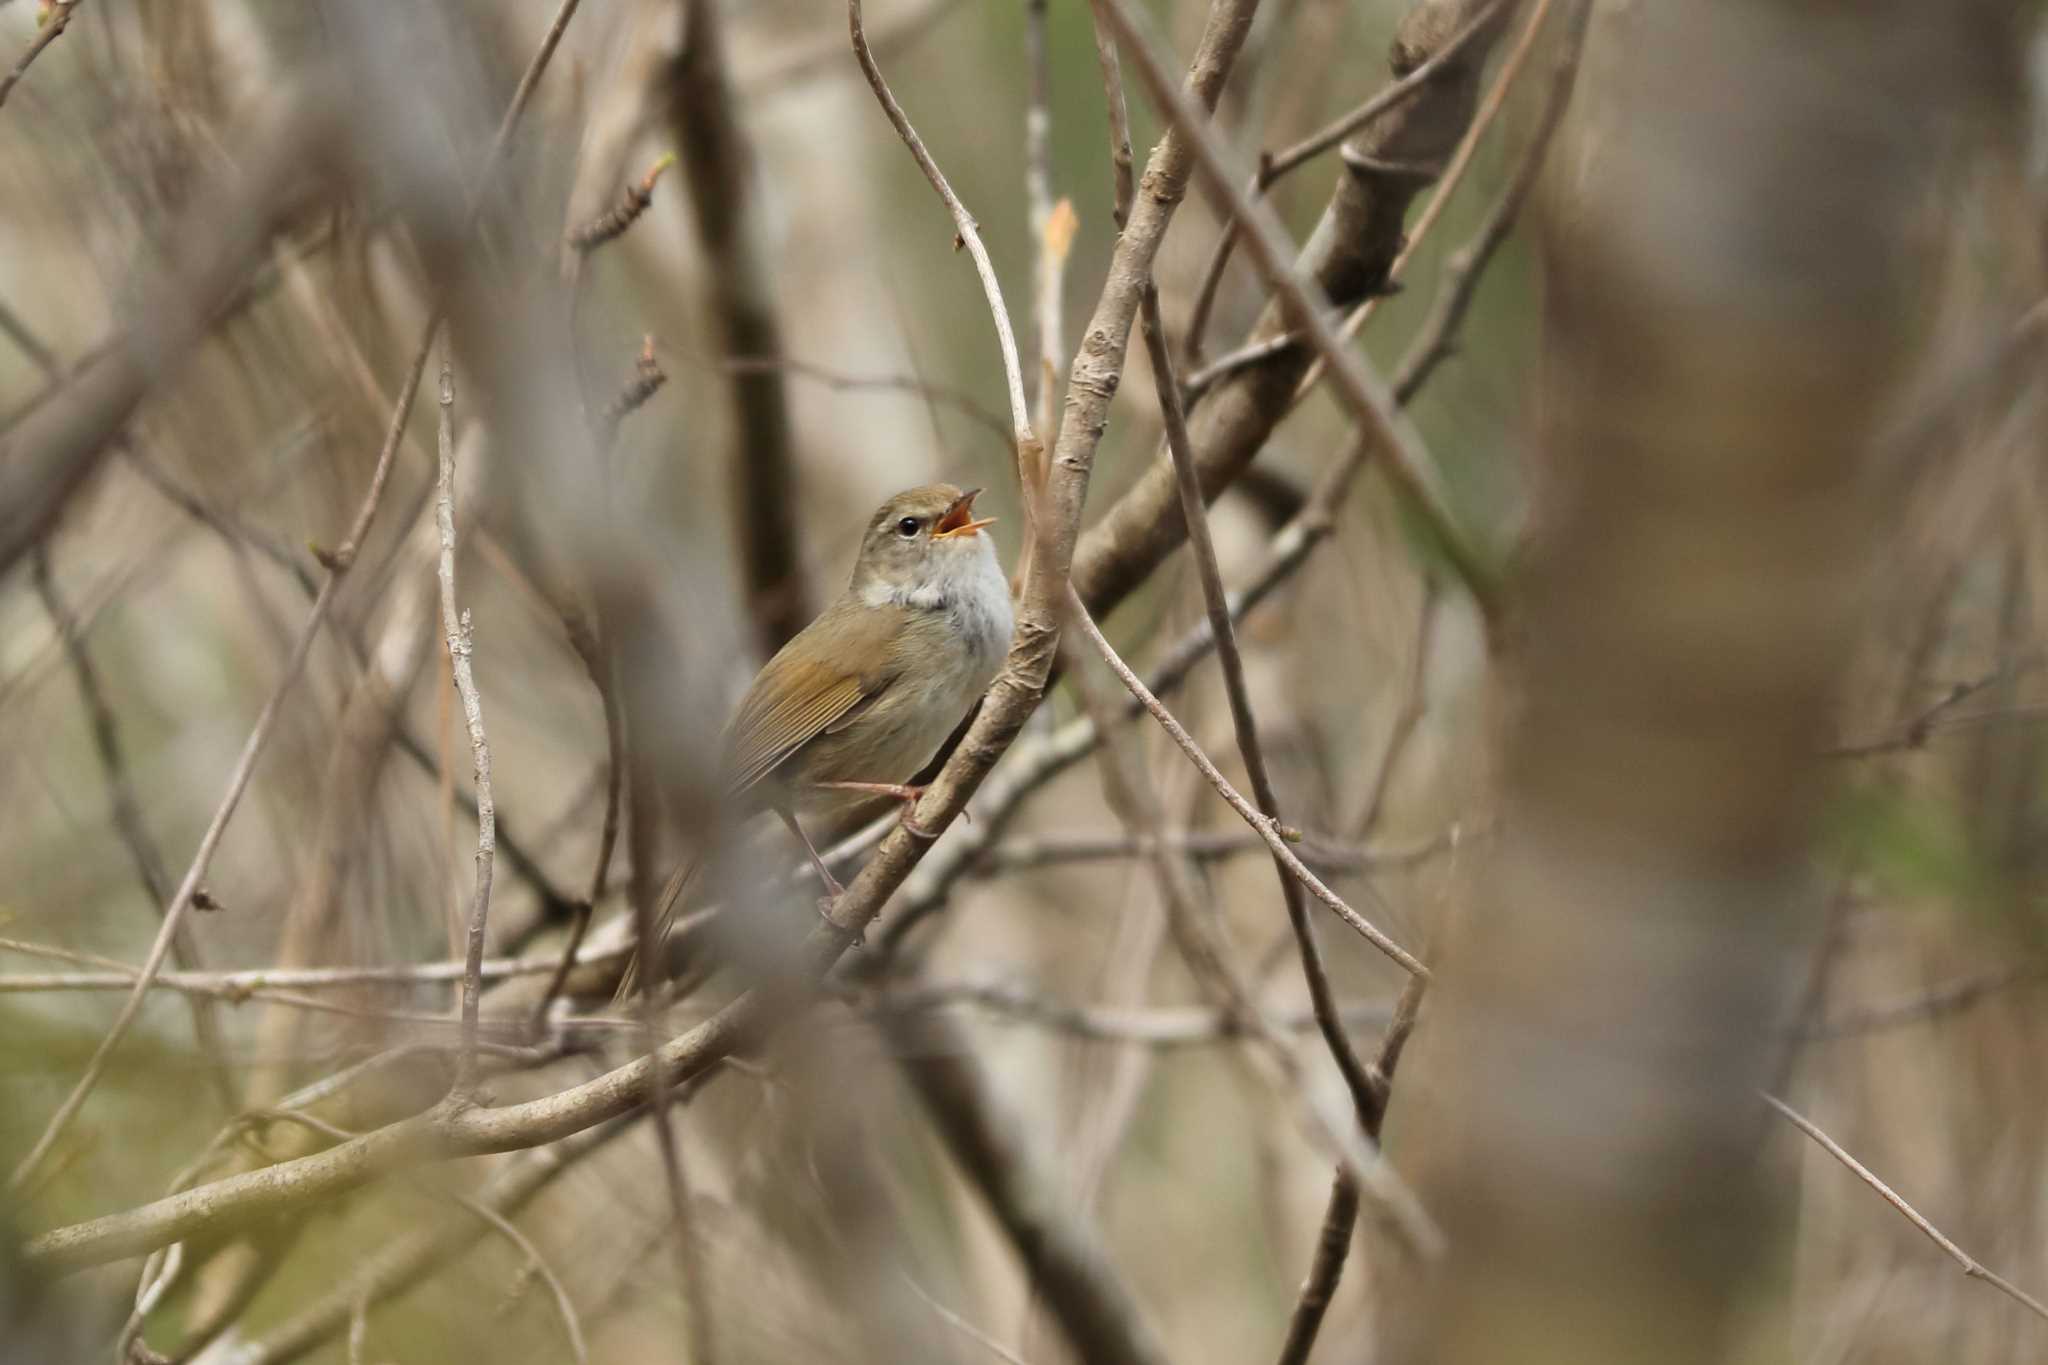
(933, 487, 996, 540)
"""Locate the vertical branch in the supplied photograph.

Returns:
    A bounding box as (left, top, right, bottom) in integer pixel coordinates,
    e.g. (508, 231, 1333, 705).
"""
(436, 352, 496, 1100)
(1024, 0, 1070, 463)
(673, 0, 810, 655)
(1087, 9, 1136, 227)
(1276, 972, 1425, 1364)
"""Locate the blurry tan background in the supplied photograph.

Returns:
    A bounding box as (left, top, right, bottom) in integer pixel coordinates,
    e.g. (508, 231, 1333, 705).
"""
(0, 1, 2043, 1362)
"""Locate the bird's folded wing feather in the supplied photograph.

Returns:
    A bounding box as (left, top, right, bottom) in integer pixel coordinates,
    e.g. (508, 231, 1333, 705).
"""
(722, 602, 906, 799)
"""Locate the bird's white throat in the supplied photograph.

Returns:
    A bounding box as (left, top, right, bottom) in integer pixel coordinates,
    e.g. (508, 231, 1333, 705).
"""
(860, 533, 1013, 677)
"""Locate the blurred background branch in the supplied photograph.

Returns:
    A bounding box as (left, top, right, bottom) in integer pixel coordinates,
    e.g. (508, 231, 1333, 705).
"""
(1, 1, 2045, 1362)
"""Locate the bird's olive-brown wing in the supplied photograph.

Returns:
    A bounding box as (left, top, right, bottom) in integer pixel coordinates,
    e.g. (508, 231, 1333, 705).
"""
(721, 600, 906, 799)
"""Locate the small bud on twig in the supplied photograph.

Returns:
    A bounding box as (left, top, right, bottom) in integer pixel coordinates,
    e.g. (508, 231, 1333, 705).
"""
(597, 335, 668, 442)
(567, 152, 677, 254)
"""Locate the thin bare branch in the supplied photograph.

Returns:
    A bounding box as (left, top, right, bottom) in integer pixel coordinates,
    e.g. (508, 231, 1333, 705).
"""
(1801, 967, 2045, 1041)
(0, 0, 78, 111)
(850, 0, 1035, 462)
(1138, 281, 1379, 1126)
(1065, 588, 1426, 977)
(0, 934, 624, 993)
(1766, 1093, 2048, 1325)
(1086, 6, 1136, 227)
(872, 979, 1391, 1047)
(720, 353, 1013, 448)
(446, 1194, 590, 1365)
(740, 0, 967, 98)
(437, 352, 497, 1099)
(902, 1272, 1037, 1365)
(1276, 973, 1428, 1363)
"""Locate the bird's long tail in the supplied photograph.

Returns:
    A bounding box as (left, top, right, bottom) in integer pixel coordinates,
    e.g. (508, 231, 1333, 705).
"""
(613, 854, 704, 1002)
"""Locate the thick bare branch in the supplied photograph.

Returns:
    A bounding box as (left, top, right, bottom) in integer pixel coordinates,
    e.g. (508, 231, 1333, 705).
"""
(674, 0, 809, 653)
(1070, 0, 1506, 623)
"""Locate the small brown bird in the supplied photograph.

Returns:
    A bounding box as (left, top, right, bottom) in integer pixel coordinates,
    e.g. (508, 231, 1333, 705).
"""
(625, 483, 1012, 988)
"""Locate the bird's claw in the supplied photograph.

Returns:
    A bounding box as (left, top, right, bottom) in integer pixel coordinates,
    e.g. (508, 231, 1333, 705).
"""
(817, 897, 864, 947)
(817, 780, 945, 840)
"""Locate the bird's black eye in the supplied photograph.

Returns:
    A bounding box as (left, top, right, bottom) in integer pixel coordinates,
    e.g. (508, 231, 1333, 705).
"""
(896, 516, 921, 538)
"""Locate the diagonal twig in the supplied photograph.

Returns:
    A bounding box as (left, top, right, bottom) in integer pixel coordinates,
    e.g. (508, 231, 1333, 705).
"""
(28, 546, 238, 1115)
(1767, 1092, 2048, 1326)
(0, 0, 78, 111)
(1065, 587, 1426, 977)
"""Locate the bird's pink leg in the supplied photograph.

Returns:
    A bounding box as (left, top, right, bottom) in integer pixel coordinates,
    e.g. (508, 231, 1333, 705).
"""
(776, 805, 845, 899)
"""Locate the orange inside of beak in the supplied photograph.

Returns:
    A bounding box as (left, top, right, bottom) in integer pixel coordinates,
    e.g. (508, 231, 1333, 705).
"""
(933, 489, 997, 539)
